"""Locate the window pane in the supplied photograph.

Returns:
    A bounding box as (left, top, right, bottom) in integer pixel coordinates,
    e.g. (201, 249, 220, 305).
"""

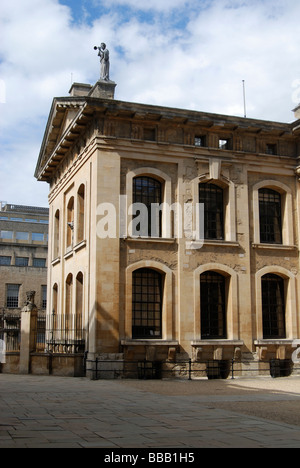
(15, 257, 29, 267)
(219, 139, 230, 150)
(201, 272, 227, 339)
(199, 183, 224, 240)
(0, 256, 11, 265)
(0, 231, 13, 239)
(262, 274, 286, 339)
(33, 258, 46, 268)
(266, 144, 277, 155)
(42, 285, 47, 309)
(6, 284, 20, 308)
(32, 233, 44, 241)
(195, 136, 206, 147)
(16, 231, 29, 240)
(259, 188, 282, 244)
(132, 268, 163, 339)
(133, 177, 162, 237)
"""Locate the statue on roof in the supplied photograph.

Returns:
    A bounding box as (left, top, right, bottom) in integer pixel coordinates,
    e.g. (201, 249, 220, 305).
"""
(94, 43, 110, 81)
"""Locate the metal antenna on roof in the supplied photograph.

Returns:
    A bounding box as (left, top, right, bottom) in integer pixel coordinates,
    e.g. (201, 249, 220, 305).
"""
(242, 80, 247, 118)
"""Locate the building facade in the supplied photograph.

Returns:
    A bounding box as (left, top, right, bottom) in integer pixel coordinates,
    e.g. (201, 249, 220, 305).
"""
(0, 203, 49, 358)
(35, 80, 300, 377)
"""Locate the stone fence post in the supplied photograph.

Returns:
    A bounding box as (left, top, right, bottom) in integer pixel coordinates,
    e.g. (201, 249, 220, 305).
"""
(19, 291, 38, 374)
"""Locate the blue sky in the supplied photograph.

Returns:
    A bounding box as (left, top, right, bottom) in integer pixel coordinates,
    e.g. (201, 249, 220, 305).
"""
(1, 0, 300, 206)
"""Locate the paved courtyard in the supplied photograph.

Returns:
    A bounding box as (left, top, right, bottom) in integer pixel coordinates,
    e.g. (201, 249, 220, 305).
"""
(1, 374, 300, 448)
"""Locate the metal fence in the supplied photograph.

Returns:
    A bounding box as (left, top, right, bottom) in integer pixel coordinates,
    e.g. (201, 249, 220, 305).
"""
(34, 315, 46, 353)
(0, 312, 85, 355)
(85, 357, 300, 381)
(0, 312, 20, 352)
(45, 313, 85, 354)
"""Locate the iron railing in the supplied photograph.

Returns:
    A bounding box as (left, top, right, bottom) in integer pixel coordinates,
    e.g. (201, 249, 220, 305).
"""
(0, 312, 21, 352)
(85, 357, 300, 381)
(34, 315, 46, 353)
(0, 312, 85, 355)
(45, 313, 85, 354)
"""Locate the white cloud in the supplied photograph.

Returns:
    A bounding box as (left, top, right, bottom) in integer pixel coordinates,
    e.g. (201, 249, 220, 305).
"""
(1, 0, 300, 206)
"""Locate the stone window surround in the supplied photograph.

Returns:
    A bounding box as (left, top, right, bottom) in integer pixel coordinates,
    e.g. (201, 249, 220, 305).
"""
(193, 263, 239, 342)
(126, 167, 173, 239)
(252, 179, 294, 247)
(192, 173, 237, 244)
(255, 266, 298, 341)
(124, 260, 174, 342)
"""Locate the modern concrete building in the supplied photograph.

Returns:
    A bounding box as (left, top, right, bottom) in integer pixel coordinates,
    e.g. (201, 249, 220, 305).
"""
(0, 203, 49, 362)
(34, 78, 300, 378)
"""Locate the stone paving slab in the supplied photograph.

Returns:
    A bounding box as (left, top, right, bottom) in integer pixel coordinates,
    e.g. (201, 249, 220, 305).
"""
(0, 374, 300, 448)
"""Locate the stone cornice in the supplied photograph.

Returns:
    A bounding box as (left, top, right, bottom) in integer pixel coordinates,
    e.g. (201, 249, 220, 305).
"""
(35, 94, 300, 183)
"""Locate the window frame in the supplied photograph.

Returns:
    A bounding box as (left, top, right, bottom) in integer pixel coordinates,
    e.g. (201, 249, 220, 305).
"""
(0, 231, 13, 240)
(32, 232, 44, 242)
(6, 284, 20, 308)
(199, 182, 225, 240)
(259, 188, 282, 244)
(194, 263, 239, 342)
(132, 268, 163, 339)
(76, 184, 85, 245)
(126, 168, 172, 239)
(66, 197, 74, 249)
(125, 261, 174, 342)
(266, 143, 277, 155)
(15, 257, 29, 267)
(219, 138, 231, 150)
(0, 256, 11, 266)
(200, 271, 227, 340)
(16, 231, 29, 241)
(195, 135, 207, 147)
(33, 258, 46, 268)
(133, 176, 162, 238)
(42, 285, 47, 310)
(255, 266, 297, 341)
(252, 180, 294, 247)
(261, 274, 286, 339)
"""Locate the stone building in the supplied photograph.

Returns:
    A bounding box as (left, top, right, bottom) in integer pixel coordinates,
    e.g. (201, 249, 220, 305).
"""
(34, 79, 300, 378)
(0, 203, 48, 365)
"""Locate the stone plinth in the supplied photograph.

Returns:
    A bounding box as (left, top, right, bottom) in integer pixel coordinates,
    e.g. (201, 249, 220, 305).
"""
(88, 80, 117, 99)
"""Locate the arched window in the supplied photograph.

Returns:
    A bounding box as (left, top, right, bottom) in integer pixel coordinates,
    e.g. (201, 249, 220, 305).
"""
(65, 274, 73, 338)
(76, 272, 83, 339)
(52, 283, 58, 315)
(53, 209, 60, 259)
(262, 274, 286, 339)
(200, 271, 227, 339)
(259, 188, 282, 244)
(132, 268, 163, 339)
(51, 283, 58, 341)
(66, 197, 74, 249)
(77, 185, 85, 244)
(199, 183, 224, 240)
(133, 177, 162, 237)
